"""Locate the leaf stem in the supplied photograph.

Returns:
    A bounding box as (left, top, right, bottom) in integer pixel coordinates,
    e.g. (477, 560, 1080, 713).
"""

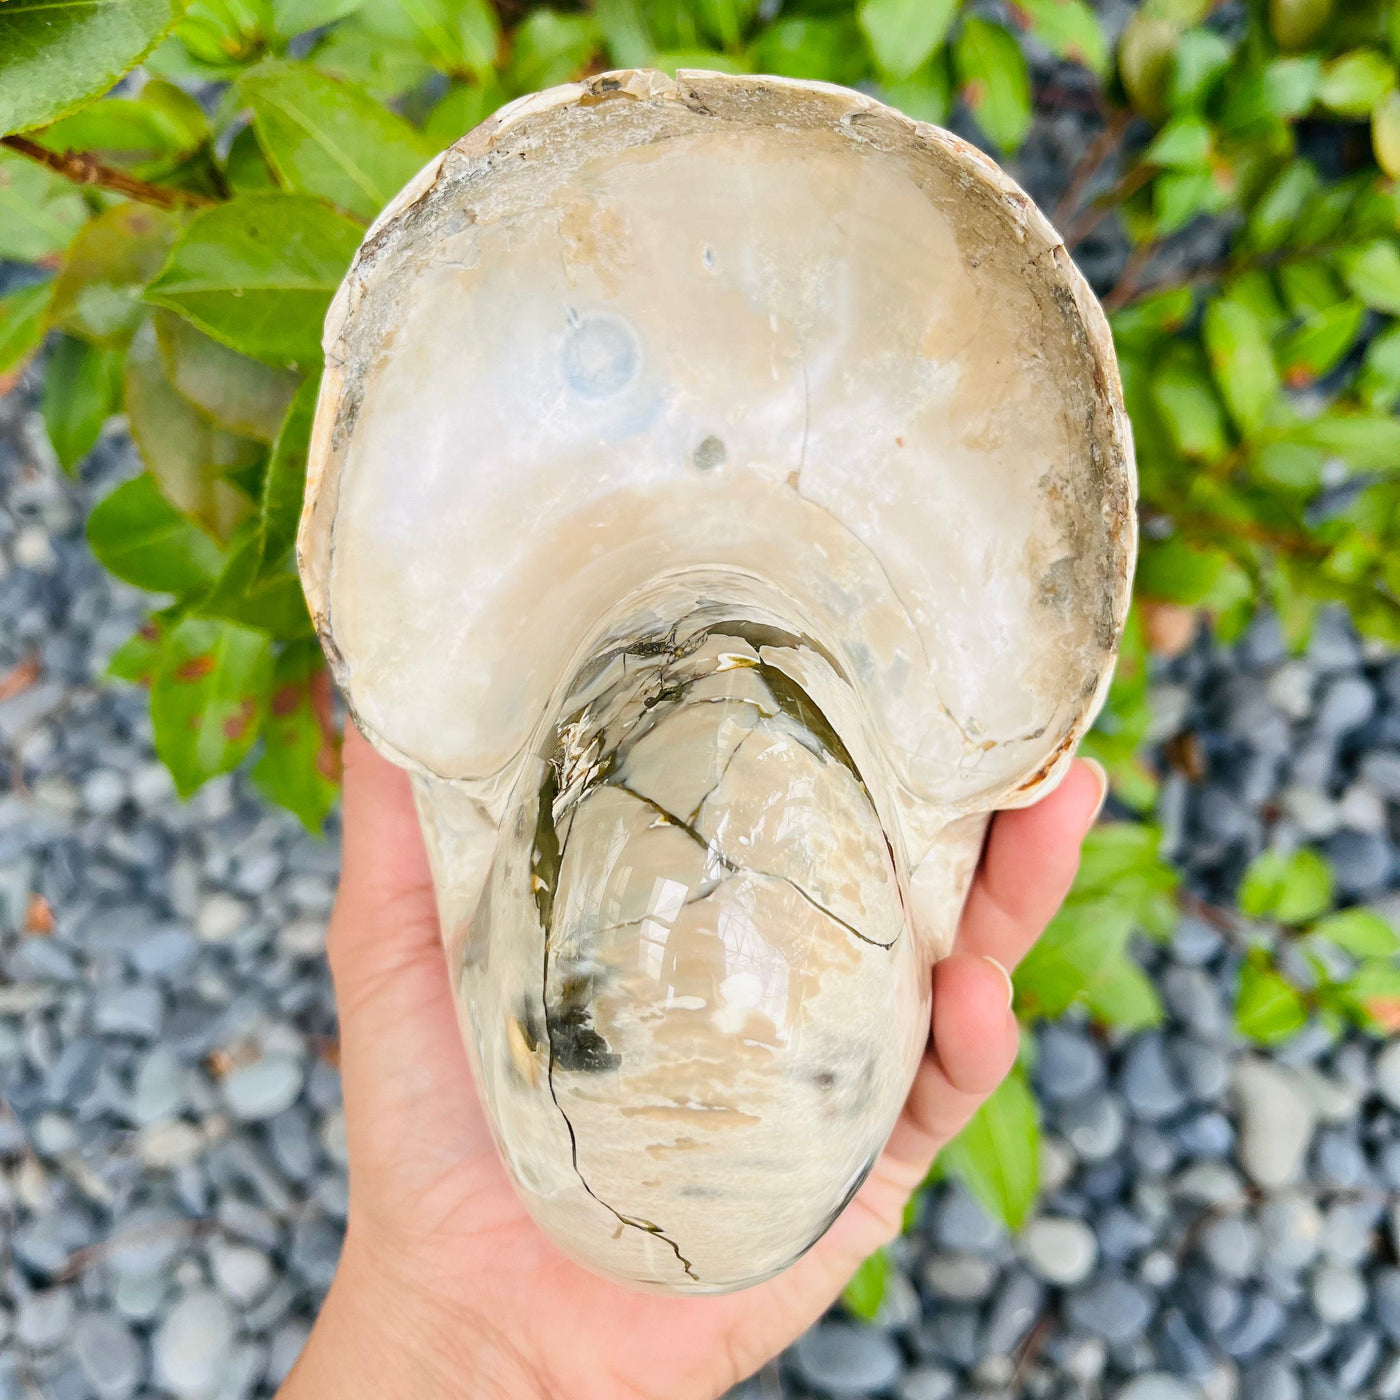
(1, 134, 216, 211)
(1053, 106, 1132, 231)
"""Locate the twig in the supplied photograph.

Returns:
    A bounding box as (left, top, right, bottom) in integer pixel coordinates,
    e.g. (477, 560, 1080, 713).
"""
(1102, 240, 1156, 313)
(1053, 106, 1132, 229)
(1063, 163, 1156, 249)
(1, 134, 215, 211)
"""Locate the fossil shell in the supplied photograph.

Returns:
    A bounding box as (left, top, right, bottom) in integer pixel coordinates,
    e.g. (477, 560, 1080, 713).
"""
(299, 68, 1136, 1294)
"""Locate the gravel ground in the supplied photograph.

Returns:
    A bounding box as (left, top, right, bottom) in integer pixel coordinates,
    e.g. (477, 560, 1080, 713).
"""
(4, 28, 1400, 1396)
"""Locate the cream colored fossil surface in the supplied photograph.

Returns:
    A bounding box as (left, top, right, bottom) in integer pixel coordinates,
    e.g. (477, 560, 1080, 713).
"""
(299, 68, 1136, 1293)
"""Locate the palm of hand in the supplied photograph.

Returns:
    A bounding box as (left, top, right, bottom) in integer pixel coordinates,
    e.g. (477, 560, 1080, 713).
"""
(295, 728, 1101, 1400)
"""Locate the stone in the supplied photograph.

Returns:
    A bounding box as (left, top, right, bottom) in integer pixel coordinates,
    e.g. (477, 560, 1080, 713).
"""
(1020, 1216, 1098, 1287)
(221, 1055, 304, 1121)
(1119, 1034, 1188, 1120)
(1174, 1040, 1230, 1103)
(1360, 749, 1400, 800)
(983, 1271, 1043, 1357)
(1376, 1039, 1400, 1112)
(1036, 1024, 1107, 1103)
(266, 1320, 311, 1387)
(1333, 1331, 1380, 1391)
(1257, 1193, 1322, 1273)
(209, 1239, 274, 1307)
(1311, 1129, 1370, 1189)
(896, 1367, 958, 1400)
(1266, 663, 1313, 721)
(72, 1312, 145, 1400)
(920, 1251, 998, 1301)
(1240, 1358, 1300, 1400)
(1163, 968, 1228, 1041)
(1313, 675, 1375, 737)
(1324, 830, 1393, 897)
(1310, 1263, 1367, 1325)
(789, 1323, 903, 1397)
(1058, 1093, 1126, 1162)
(196, 893, 251, 944)
(1112, 1374, 1203, 1400)
(930, 1183, 1003, 1252)
(153, 1290, 237, 1398)
(130, 1046, 186, 1125)
(16, 1287, 74, 1351)
(92, 983, 164, 1038)
(1158, 1308, 1213, 1380)
(1065, 1275, 1155, 1344)
(1198, 1216, 1260, 1281)
(1177, 1110, 1234, 1158)
(1233, 1058, 1315, 1189)
(1218, 1292, 1286, 1359)
(1376, 1268, 1400, 1346)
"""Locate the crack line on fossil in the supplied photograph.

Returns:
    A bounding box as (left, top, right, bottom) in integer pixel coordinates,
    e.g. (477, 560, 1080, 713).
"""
(538, 767, 699, 1284)
(610, 782, 898, 952)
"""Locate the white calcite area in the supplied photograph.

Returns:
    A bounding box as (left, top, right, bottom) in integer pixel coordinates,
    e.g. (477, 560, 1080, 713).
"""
(299, 69, 1135, 1291)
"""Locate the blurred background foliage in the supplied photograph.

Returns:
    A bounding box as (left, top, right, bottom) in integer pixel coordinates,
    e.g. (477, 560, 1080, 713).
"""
(3, 0, 1400, 1303)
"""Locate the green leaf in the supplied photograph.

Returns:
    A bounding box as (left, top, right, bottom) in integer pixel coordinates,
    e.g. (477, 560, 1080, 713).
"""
(36, 80, 210, 172)
(196, 528, 314, 638)
(1317, 49, 1396, 118)
(880, 62, 954, 125)
(1012, 0, 1107, 77)
(1260, 56, 1321, 120)
(1153, 168, 1214, 235)
(1279, 300, 1366, 384)
(252, 640, 339, 830)
(1238, 847, 1334, 924)
(154, 308, 301, 442)
(1118, 13, 1181, 122)
(1202, 297, 1281, 438)
(1309, 909, 1400, 958)
(0, 0, 190, 136)
(1269, 0, 1332, 52)
(1330, 959, 1400, 1035)
(1374, 90, 1400, 180)
(1283, 410, 1400, 472)
(145, 193, 363, 368)
(1277, 259, 1345, 319)
(1338, 239, 1400, 316)
(124, 319, 263, 540)
(224, 123, 281, 194)
(505, 9, 600, 92)
(1137, 537, 1251, 611)
(1359, 323, 1400, 409)
(938, 1064, 1039, 1231)
(0, 281, 53, 378)
(237, 60, 434, 223)
(43, 334, 120, 472)
(394, 0, 499, 80)
(169, 0, 271, 69)
(309, 18, 435, 99)
(87, 472, 225, 595)
(49, 203, 181, 347)
(1014, 900, 1136, 1019)
(1168, 28, 1231, 108)
(1150, 350, 1230, 461)
(422, 80, 505, 147)
(1145, 115, 1212, 169)
(271, 0, 364, 40)
(106, 618, 164, 685)
(1082, 955, 1164, 1030)
(151, 616, 273, 795)
(841, 1248, 889, 1323)
(258, 373, 318, 574)
(750, 15, 866, 86)
(594, 0, 652, 69)
(954, 17, 1032, 154)
(1236, 960, 1310, 1044)
(0, 148, 90, 262)
(1244, 161, 1319, 254)
(857, 0, 958, 82)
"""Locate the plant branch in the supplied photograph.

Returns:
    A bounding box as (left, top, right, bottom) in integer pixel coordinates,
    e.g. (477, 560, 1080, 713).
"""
(1053, 106, 1132, 230)
(1063, 162, 1157, 249)
(1, 134, 215, 211)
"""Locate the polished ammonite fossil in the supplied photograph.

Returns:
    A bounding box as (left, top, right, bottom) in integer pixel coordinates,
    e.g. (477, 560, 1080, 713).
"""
(297, 68, 1136, 1294)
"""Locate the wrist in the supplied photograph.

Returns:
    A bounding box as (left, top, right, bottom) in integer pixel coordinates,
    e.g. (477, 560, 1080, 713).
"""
(278, 1228, 550, 1400)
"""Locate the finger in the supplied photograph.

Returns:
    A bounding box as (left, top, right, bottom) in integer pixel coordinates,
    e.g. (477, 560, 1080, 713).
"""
(956, 756, 1106, 971)
(878, 954, 1020, 1185)
(327, 724, 440, 993)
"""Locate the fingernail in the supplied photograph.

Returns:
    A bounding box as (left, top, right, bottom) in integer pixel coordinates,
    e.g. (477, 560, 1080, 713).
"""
(983, 955, 1015, 1011)
(1083, 757, 1109, 826)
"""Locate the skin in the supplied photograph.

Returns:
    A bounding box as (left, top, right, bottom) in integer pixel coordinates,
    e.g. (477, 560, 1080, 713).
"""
(279, 726, 1107, 1400)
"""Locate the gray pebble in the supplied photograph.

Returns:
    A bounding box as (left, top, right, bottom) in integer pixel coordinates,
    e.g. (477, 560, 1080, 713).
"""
(1314, 675, 1375, 737)
(1066, 1275, 1155, 1344)
(1021, 1216, 1098, 1287)
(73, 1311, 145, 1400)
(1311, 1263, 1368, 1325)
(930, 1183, 1003, 1252)
(1112, 1373, 1203, 1400)
(1375, 1268, 1400, 1346)
(790, 1322, 903, 1396)
(896, 1367, 958, 1400)
(221, 1055, 304, 1121)
(153, 1289, 236, 1398)
(1241, 1357, 1300, 1400)
(16, 1287, 74, 1351)
(1119, 1035, 1188, 1121)
(1059, 1093, 1126, 1161)
(921, 1251, 998, 1301)
(1199, 1215, 1260, 1281)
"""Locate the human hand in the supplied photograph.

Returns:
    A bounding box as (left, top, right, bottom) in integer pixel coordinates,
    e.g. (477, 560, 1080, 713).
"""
(279, 726, 1106, 1400)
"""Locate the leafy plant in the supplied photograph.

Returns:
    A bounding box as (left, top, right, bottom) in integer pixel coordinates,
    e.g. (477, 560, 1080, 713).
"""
(4, 0, 1400, 1265)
